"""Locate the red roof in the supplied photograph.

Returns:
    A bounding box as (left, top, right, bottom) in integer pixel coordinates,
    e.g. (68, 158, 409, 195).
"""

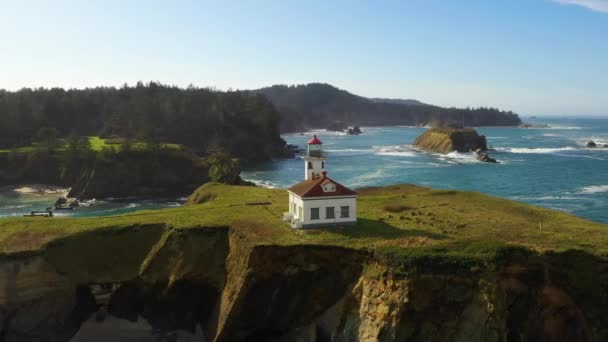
(307, 135, 323, 145)
(288, 175, 357, 198)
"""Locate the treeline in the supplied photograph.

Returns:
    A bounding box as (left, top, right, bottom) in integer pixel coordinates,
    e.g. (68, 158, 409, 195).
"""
(254, 83, 522, 132)
(0, 82, 286, 161)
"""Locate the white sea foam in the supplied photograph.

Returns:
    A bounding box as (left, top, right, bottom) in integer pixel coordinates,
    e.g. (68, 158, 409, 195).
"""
(245, 179, 279, 189)
(325, 148, 374, 153)
(548, 125, 583, 130)
(434, 151, 479, 164)
(13, 187, 39, 194)
(495, 147, 577, 154)
(0, 204, 30, 210)
(12, 185, 69, 195)
(579, 185, 608, 195)
(373, 145, 417, 157)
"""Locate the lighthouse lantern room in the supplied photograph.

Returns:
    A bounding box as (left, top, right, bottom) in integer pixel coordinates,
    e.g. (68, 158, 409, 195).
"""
(284, 135, 358, 229)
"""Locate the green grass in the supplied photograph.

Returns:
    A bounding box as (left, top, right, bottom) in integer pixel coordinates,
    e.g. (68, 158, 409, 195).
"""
(0, 136, 183, 153)
(1, 183, 607, 273)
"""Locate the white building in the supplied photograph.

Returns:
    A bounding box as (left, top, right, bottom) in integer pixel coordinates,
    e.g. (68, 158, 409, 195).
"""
(284, 135, 357, 228)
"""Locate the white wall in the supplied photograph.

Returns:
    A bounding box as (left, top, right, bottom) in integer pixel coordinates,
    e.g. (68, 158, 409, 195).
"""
(301, 196, 357, 227)
(304, 157, 326, 180)
(289, 193, 305, 221)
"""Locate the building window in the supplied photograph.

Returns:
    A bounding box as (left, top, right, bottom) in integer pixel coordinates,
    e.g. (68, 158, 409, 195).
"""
(292, 203, 296, 214)
(340, 206, 350, 218)
(326, 207, 335, 219)
(308, 162, 313, 170)
(321, 161, 325, 169)
(311, 208, 320, 220)
(298, 207, 303, 220)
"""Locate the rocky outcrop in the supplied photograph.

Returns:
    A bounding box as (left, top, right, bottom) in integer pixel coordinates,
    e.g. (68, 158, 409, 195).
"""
(414, 128, 488, 154)
(520, 123, 551, 128)
(347, 126, 362, 135)
(587, 141, 597, 148)
(475, 149, 499, 163)
(0, 224, 607, 341)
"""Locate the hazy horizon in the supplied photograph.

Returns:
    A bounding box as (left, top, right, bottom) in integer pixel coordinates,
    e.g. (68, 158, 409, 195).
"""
(1, 0, 607, 116)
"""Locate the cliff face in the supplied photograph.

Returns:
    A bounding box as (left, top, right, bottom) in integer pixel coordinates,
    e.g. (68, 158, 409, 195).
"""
(414, 128, 488, 154)
(1, 225, 606, 342)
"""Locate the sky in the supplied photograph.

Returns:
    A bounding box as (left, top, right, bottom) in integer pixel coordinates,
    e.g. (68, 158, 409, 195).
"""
(0, 0, 607, 116)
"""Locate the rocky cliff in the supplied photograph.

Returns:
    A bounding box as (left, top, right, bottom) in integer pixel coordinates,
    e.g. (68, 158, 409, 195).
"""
(1, 228, 606, 341)
(0, 183, 607, 341)
(414, 128, 488, 154)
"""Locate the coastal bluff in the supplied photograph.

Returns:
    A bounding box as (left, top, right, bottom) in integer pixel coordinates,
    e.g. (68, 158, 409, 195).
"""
(0, 183, 607, 341)
(414, 128, 488, 153)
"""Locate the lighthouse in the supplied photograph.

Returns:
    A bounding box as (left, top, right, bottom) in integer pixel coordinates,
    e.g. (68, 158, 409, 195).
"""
(284, 135, 358, 229)
(304, 135, 326, 180)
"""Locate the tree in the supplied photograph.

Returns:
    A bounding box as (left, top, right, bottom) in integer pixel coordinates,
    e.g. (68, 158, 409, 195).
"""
(36, 127, 59, 152)
(203, 152, 240, 184)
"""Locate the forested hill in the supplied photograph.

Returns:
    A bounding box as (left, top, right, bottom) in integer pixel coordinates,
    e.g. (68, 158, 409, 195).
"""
(0, 83, 286, 161)
(254, 83, 522, 132)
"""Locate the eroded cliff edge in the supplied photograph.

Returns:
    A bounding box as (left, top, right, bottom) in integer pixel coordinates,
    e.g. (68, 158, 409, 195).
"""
(1, 183, 607, 341)
(1, 226, 606, 342)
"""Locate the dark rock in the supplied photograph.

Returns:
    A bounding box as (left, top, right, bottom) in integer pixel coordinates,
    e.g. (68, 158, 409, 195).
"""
(604, 144, 608, 148)
(55, 197, 79, 209)
(346, 127, 362, 135)
(520, 123, 551, 128)
(475, 149, 499, 163)
(587, 141, 597, 148)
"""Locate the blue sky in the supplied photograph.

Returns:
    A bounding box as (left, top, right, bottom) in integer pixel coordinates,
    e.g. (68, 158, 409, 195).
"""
(1, 0, 607, 116)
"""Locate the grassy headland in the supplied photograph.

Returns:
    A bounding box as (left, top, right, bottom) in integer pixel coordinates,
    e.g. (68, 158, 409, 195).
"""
(1, 183, 606, 273)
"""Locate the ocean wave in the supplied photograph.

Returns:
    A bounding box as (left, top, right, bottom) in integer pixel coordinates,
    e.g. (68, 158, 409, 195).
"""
(13, 187, 40, 194)
(245, 179, 279, 189)
(495, 147, 577, 154)
(434, 151, 479, 164)
(325, 148, 374, 153)
(579, 185, 608, 195)
(12, 185, 69, 195)
(547, 125, 583, 130)
(574, 137, 608, 146)
(373, 145, 417, 157)
(0, 204, 30, 210)
(306, 129, 347, 136)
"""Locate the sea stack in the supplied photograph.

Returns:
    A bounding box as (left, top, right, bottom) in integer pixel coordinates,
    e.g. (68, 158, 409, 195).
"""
(414, 128, 488, 154)
(414, 127, 499, 163)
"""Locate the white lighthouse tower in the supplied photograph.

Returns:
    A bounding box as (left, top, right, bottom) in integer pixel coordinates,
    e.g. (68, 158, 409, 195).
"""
(304, 135, 326, 180)
(284, 135, 358, 229)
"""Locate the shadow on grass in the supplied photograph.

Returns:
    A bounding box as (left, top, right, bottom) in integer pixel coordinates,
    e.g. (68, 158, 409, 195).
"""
(311, 218, 446, 241)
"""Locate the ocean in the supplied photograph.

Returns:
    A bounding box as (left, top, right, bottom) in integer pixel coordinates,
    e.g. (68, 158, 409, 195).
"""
(0, 186, 185, 218)
(1, 117, 606, 223)
(241, 117, 608, 223)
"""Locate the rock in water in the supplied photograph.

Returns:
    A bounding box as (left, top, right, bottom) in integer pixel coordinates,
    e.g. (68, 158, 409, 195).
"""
(475, 149, 499, 163)
(413, 128, 488, 153)
(346, 126, 362, 135)
(587, 141, 597, 148)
